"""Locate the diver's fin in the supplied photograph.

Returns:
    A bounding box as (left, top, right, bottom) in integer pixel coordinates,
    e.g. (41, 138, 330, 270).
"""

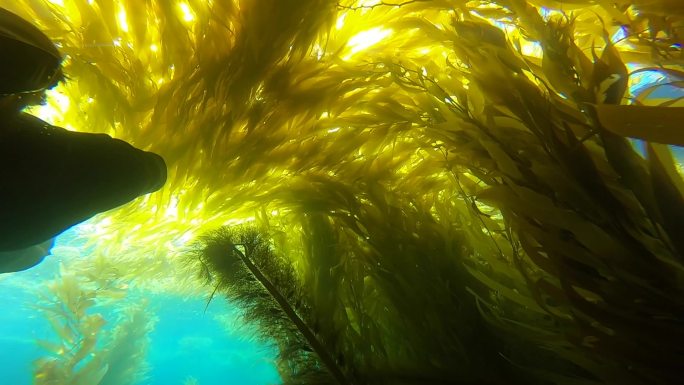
(0, 238, 55, 274)
(0, 113, 167, 251)
(0, 7, 62, 96)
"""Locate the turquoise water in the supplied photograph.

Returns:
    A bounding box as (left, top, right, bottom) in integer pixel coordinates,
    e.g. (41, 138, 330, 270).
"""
(0, 227, 281, 385)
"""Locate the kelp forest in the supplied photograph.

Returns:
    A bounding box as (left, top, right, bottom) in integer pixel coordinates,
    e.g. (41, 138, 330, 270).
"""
(1, 0, 682, 384)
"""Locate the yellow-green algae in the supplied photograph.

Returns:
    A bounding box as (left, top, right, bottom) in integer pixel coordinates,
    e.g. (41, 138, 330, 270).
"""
(2, 0, 682, 384)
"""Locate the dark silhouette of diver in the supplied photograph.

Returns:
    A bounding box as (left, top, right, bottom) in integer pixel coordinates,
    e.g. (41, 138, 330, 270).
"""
(0, 7, 167, 273)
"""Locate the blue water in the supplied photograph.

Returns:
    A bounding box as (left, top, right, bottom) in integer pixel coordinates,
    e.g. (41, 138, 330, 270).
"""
(0, 227, 281, 385)
(147, 296, 280, 385)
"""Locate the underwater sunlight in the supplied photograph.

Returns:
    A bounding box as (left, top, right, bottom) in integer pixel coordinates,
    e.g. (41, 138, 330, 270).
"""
(1, 0, 683, 384)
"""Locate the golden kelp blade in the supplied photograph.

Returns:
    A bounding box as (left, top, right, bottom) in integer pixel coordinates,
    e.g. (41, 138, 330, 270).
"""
(593, 104, 684, 145)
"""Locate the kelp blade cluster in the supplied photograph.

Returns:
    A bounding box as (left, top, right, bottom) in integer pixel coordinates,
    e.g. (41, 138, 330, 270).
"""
(1, 0, 682, 384)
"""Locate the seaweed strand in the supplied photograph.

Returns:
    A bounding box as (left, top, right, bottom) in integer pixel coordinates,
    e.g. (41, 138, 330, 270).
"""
(231, 243, 352, 385)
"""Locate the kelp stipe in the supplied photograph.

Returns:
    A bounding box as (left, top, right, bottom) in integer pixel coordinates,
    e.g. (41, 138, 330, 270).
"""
(192, 226, 351, 385)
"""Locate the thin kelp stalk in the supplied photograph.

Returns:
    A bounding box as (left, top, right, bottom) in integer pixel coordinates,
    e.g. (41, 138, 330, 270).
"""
(194, 226, 352, 385)
(231, 242, 351, 385)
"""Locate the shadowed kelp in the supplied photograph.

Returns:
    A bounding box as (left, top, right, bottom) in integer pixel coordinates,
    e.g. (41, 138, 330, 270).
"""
(193, 226, 351, 385)
(192, 218, 524, 385)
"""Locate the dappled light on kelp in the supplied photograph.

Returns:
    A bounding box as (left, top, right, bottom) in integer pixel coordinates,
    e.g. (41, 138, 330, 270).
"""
(2, 0, 683, 384)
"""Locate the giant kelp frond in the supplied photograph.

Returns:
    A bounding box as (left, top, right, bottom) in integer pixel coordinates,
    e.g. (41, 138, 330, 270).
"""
(98, 303, 156, 385)
(194, 195, 531, 384)
(32, 265, 155, 385)
(1, 0, 680, 279)
(33, 273, 108, 385)
(400, 13, 684, 384)
(193, 225, 350, 385)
